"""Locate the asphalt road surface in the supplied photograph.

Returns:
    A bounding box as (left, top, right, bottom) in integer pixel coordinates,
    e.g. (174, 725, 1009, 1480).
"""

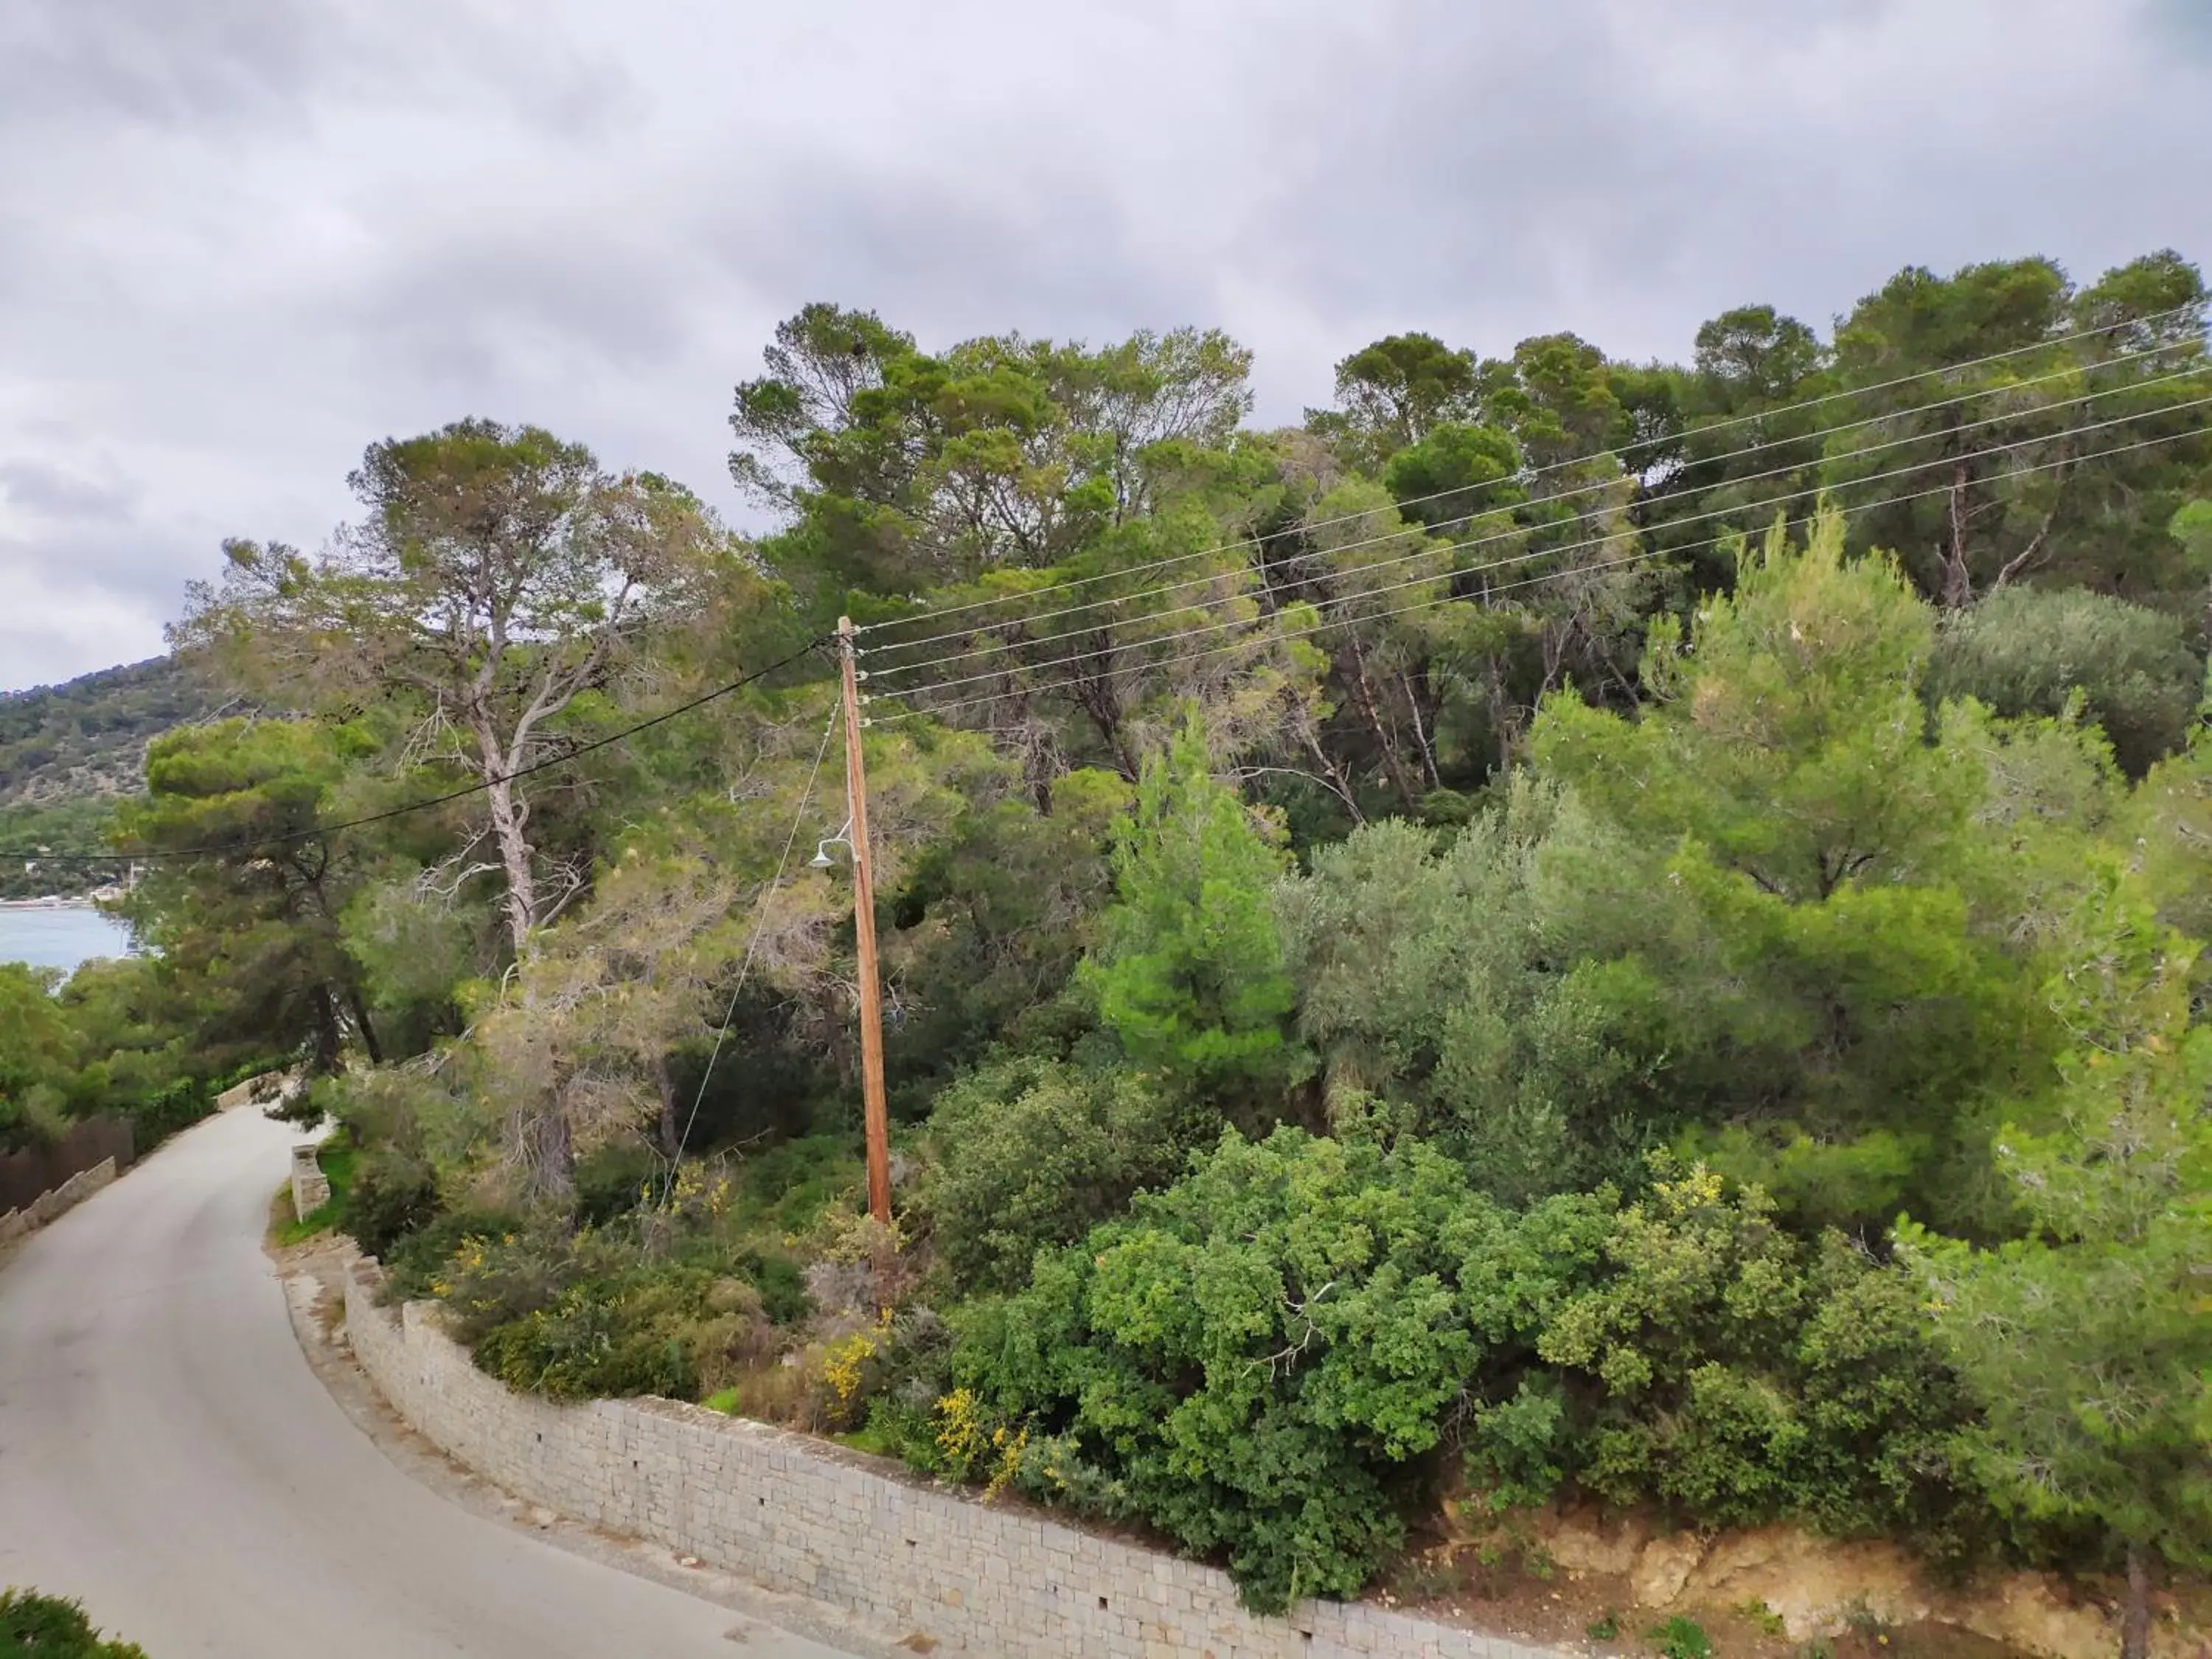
(0, 1104, 857, 1659)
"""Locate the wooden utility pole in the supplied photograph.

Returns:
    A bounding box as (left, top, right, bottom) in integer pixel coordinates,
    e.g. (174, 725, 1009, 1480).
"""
(837, 617, 894, 1224)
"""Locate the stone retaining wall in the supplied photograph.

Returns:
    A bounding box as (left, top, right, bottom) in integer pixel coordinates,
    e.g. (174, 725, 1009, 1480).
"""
(289, 1144, 331, 1220)
(343, 1261, 1560, 1659)
(0, 1157, 118, 1256)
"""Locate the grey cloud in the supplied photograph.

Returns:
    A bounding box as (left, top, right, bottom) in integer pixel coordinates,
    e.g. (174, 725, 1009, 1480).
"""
(0, 495, 204, 601)
(1245, 0, 2212, 361)
(2143, 0, 2212, 57)
(1, 0, 2208, 691)
(0, 0, 333, 128)
(715, 160, 1223, 352)
(344, 230, 700, 394)
(0, 513, 205, 687)
(0, 461, 136, 524)
(0, 0, 635, 136)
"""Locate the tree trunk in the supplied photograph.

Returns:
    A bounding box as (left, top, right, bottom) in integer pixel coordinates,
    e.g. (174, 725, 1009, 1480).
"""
(1398, 669, 1442, 788)
(310, 984, 344, 1074)
(521, 1097, 575, 1205)
(1941, 461, 1977, 610)
(1486, 654, 1517, 773)
(653, 1050, 681, 1161)
(483, 768, 539, 957)
(2122, 1541, 2152, 1659)
(1343, 637, 1420, 811)
(346, 987, 385, 1066)
(1298, 726, 1365, 826)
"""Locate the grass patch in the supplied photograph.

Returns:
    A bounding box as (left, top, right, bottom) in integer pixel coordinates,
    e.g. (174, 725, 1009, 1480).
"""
(720, 1133, 866, 1245)
(703, 1386, 741, 1414)
(1739, 1599, 1788, 1637)
(268, 1138, 358, 1245)
(832, 1421, 897, 1458)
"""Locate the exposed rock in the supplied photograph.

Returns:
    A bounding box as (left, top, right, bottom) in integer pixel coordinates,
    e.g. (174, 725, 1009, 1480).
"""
(1543, 1506, 1653, 1577)
(1685, 1527, 1930, 1638)
(1630, 1533, 1706, 1608)
(1523, 1504, 2210, 1659)
(1938, 1571, 2212, 1659)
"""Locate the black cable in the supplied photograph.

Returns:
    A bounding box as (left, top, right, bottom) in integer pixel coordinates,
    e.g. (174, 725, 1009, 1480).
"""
(3, 635, 835, 866)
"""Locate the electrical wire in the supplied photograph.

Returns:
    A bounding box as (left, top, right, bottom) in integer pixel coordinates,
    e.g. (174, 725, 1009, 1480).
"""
(852, 300, 2208, 646)
(1, 635, 835, 867)
(869, 417, 2212, 727)
(860, 335, 2208, 664)
(858, 393, 2212, 706)
(663, 700, 841, 1179)
(859, 363, 2211, 683)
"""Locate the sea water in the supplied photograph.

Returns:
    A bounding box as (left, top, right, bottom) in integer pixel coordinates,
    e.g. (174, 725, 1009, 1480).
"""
(0, 905, 134, 974)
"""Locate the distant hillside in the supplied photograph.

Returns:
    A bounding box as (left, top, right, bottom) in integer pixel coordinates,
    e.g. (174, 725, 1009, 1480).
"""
(0, 656, 217, 809)
(0, 657, 218, 898)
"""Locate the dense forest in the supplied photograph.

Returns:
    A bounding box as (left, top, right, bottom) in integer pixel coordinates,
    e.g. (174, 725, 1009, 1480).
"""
(4, 250, 2210, 1650)
(0, 656, 215, 898)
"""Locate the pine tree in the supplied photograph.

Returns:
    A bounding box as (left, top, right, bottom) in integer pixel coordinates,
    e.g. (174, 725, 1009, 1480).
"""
(1082, 714, 1300, 1096)
(1902, 870, 2212, 1659)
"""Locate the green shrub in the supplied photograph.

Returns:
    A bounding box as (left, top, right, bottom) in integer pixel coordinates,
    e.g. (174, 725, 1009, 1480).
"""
(472, 1265, 777, 1402)
(938, 1125, 1610, 1613)
(1646, 1615, 1713, 1659)
(941, 1132, 1989, 1609)
(1465, 1158, 1985, 1560)
(720, 1134, 866, 1240)
(574, 1142, 664, 1228)
(0, 1588, 149, 1657)
(380, 1206, 526, 1301)
(408, 1218, 807, 1403)
(1927, 585, 2198, 776)
(918, 1057, 1206, 1293)
(338, 1147, 441, 1258)
(431, 1223, 593, 1344)
(128, 1077, 211, 1147)
(720, 1248, 810, 1326)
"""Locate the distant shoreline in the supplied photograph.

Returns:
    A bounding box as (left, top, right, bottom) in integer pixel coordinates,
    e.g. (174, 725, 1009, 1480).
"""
(0, 897, 99, 911)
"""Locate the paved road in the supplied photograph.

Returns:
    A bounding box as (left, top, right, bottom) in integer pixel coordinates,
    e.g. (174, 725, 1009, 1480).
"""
(0, 1105, 856, 1659)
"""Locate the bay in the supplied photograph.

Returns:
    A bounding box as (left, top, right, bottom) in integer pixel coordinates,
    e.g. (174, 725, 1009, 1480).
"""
(0, 905, 135, 974)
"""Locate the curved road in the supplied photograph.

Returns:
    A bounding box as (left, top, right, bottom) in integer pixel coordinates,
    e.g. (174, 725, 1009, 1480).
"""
(0, 1105, 855, 1658)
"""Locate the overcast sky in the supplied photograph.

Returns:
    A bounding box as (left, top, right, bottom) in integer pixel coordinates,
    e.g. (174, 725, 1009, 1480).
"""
(2, 0, 2208, 691)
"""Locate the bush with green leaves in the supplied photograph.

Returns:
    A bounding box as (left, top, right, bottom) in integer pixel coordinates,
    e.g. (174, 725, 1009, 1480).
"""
(1646, 1615, 1713, 1659)
(0, 1588, 149, 1658)
(1925, 584, 2199, 776)
(126, 1076, 212, 1148)
(338, 1144, 442, 1257)
(938, 1124, 1609, 1613)
(380, 1204, 527, 1301)
(473, 1264, 777, 1401)
(1280, 781, 1665, 1204)
(410, 1214, 813, 1401)
(917, 1055, 1206, 1293)
(1487, 1160, 1985, 1559)
(936, 1124, 1994, 1607)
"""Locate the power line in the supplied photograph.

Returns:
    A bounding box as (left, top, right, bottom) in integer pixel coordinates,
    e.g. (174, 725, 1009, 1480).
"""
(860, 363, 2210, 684)
(852, 301, 2208, 647)
(869, 418, 2212, 727)
(2, 635, 835, 867)
(860, 394, 2212, 706)
(663, 700, 841, 1179)
(859, 334, 2208, 665)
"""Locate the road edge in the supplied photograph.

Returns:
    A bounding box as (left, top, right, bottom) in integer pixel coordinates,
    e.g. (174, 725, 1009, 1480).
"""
(274, 1242, 908, 1659)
